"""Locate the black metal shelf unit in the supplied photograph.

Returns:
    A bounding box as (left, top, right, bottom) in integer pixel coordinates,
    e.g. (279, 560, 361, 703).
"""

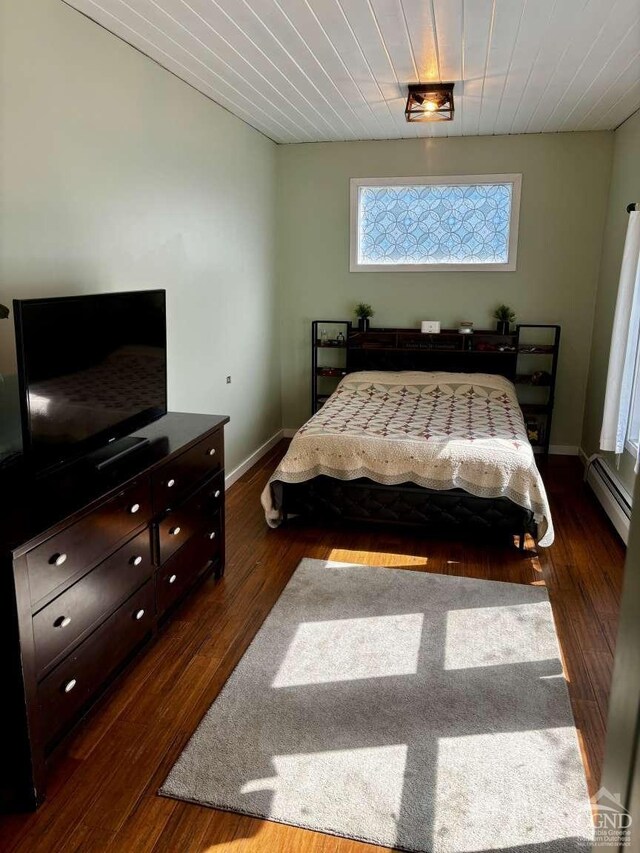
(515, 324, 561, 455)
(311, 320, 350, 414)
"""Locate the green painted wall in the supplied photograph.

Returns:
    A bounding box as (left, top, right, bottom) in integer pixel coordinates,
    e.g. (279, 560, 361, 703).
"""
(581, 110, 640, 494)
(0, 0, 624, 467)
(0, 0, 280, 472)
(277, 133, 613, 444)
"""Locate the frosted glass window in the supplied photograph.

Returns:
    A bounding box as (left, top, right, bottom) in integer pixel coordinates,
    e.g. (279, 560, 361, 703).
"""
(350, 175, 521, 272)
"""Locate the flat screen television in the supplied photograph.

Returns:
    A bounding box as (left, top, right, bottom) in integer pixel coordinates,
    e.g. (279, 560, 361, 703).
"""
(14, 290, 167, 470)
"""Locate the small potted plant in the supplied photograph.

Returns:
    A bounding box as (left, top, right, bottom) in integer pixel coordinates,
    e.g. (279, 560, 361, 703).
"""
(493, 304, 515, 334)
(355, 302, 374, 332)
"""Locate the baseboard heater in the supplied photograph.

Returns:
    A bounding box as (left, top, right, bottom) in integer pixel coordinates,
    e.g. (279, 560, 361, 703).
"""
(584, 455, 632, 544)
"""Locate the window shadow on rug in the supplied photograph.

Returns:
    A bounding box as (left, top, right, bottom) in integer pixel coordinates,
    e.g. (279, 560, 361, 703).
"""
(163, 562, 592, 853)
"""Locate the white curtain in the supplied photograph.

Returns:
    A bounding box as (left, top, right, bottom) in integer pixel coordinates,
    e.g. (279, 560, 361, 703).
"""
(600, 210, 640, 470)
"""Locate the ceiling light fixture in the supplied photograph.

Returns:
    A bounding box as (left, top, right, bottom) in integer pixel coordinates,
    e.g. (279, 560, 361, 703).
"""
(405, 83, 455, 122)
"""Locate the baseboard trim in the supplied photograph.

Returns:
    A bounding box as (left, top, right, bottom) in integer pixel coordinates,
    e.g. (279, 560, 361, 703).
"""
(225, 430, 284, 489)
(548, 445, 579, 456)
(580, 452, 631, 544)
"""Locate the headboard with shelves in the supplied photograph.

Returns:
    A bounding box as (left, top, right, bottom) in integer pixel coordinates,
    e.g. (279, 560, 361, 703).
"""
(346, 327, 519, 379)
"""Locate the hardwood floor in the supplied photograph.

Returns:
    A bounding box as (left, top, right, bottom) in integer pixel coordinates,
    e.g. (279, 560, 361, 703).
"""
(0, 442, 626, 853)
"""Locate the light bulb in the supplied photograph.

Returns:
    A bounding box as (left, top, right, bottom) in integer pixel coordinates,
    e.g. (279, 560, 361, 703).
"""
(424, 100, 439, 112)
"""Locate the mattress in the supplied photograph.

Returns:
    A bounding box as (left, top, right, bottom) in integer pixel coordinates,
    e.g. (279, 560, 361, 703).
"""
(261, 371, 554, 545)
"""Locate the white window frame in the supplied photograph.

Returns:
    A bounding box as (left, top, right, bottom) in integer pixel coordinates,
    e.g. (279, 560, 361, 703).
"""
(625, 330, 640, 457)
(349, 174, 522, 273)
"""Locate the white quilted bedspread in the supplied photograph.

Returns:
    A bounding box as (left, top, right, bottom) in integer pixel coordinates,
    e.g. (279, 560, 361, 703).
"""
(261, 371, 553, 545)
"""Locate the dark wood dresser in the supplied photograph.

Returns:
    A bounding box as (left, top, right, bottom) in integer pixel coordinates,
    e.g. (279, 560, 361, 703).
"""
(0, 412, 229, 811)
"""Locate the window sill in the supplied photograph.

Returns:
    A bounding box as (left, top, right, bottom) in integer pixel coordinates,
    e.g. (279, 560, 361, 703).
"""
(349, 261, 517, 273)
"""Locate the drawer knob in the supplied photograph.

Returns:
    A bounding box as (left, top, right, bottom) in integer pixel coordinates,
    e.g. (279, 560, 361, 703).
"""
(54, 615, 71, 629)
(169, 574, 177, 584)
(134, 609, 145, 621)
(169, 526, 181, 536)
(129, 503, 141, 514)
(207, 448, 216, 457)
(214, 490, 221, 499)
(208, 531, 216, 540)
(50, 553, 68, 567)
(167, 478, 176, 488)
(130, 555, 143, 566)
(64, 679, 77, 694)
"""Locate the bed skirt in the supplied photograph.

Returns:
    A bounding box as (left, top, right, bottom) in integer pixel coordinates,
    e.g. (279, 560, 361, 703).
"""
(280, 477, 537, 547)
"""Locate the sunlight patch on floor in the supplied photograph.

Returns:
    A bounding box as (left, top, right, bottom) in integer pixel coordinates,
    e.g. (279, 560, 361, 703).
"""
(239, 744, 408, 842)
(531, 549, 545, 576)
(444, 602, 559, 670)
(434, 728, 592, 851)
(272, 613, 423, 687)
(328, 548, 429, 568)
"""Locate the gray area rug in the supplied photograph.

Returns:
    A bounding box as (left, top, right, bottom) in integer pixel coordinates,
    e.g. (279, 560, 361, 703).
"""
(161, 559, 594, 852)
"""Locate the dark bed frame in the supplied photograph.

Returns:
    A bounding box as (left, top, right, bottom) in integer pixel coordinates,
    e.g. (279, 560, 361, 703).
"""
(281, 327, 539, 549)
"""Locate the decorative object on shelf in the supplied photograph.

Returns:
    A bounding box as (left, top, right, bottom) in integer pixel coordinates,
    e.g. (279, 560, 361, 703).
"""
(525, 417, 541, 444)
(458, 321, 474, 335)
(405, 82, 455, 122)
(336, 331, 345, 344)
(421, 320, 441, 334)
(493, 304, 516, 334)
(317, 367, 346, 377)
(320, 328, 328, 345)
(519, 344, 554, 354)
(530, 370, 552, 386)
(355, 302, 375, 332)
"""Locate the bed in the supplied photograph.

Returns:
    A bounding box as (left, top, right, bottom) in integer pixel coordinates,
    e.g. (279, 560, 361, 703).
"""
(261, 370, 553, 547)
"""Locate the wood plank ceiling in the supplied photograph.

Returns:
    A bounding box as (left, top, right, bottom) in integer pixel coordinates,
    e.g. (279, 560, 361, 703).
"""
(64, 0, 640, 143)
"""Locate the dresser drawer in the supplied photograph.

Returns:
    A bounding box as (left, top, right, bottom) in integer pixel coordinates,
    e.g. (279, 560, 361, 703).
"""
(38, 581, 154, 750)
(26, 481, 150, 607)
(157, 523, 221, 618)
(33, 529, 153, 678)
(157, 473, 224, 564)
(152, 429, 223, 511)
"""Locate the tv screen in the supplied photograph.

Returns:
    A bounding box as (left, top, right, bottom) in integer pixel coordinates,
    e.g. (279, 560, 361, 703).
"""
(14, 290, 167, 468)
